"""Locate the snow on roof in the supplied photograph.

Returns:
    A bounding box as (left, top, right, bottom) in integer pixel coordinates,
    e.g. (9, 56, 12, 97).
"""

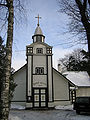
(63, 71, 90, 87)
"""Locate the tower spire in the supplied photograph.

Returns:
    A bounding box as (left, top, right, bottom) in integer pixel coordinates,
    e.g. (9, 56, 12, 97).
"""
(35, 14, 41, 26)
(32, 14, 45, 43)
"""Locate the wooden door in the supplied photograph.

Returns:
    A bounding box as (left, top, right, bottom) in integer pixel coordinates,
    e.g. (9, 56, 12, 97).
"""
(33, 88, 48, 108)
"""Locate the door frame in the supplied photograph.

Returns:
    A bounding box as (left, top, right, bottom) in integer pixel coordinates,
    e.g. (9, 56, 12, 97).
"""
(32, 88, 48, 108)
(70, 89, 76, 103)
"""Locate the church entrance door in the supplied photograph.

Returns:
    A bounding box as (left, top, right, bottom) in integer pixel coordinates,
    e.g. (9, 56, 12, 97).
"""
(32, 88, 48, 108)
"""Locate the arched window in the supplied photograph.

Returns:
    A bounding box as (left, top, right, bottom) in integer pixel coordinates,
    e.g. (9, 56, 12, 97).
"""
(35, 67, 44, 74)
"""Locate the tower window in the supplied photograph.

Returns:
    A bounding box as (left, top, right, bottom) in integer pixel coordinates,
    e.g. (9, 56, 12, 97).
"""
(36, 48, 43, 54)
(47, 48, 52, 54)
(27, 47, 33, 53)
(35, 67, 44, 74)
(36, 36, 41, 42)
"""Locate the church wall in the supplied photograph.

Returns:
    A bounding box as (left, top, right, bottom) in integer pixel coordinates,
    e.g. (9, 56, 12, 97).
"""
(48, 56, 53, 102)
(12, 66, 26, 106)
(33, 55, 47, 74)
(76, 87, 90, 97)
(28, 56, 32, 96)
(33, 75, 47, 87)
(53, 70, 70, 101)
(33, 44, 46, 54)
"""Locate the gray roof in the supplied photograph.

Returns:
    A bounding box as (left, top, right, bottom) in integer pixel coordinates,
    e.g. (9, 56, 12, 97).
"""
(34, 26, 43, 35)
(26, 42, 52, 48)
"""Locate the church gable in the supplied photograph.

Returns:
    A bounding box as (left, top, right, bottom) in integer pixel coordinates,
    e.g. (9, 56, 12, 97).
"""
(26, 42, 52, 55)
(31, 43, 47, 55)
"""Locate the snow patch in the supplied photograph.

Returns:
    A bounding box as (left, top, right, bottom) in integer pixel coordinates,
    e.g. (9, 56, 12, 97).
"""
(55, 105, 73, 110)
(63, 71, 90, 87)
(9, 115, 22, 120)
(10, 104, 25, 110)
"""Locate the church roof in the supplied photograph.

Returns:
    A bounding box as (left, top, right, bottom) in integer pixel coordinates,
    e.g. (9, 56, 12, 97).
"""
(34, 14, 43, 35)
(34, 25, 43, 35)
(26, 42, 52, 48)
(13, 64, 26, 75)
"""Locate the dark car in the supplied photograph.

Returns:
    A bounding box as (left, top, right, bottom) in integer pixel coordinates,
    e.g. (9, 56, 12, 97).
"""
(73, 97, 90, 114)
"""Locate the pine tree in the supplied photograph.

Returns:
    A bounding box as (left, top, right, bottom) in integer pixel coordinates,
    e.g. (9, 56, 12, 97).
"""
(59, 49, 90, 76)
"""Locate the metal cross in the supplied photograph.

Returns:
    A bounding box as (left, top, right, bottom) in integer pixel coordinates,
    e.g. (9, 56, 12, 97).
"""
(35, 14, 41, 26)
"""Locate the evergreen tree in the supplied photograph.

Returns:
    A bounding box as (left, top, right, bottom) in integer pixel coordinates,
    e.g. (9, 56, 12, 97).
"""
(59, 49, 90, 76)
(80, 50, 90, 75)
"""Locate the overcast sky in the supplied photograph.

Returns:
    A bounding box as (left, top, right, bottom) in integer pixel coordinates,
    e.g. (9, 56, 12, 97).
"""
(11, 0, 87, 70)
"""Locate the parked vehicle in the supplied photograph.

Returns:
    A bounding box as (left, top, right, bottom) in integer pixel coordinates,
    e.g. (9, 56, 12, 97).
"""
(73, 97, 90, 114)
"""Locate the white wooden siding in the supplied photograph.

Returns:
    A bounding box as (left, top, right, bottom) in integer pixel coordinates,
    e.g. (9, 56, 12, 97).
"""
(48, 56, 53, 101)
(33, 56, 46, 74)
(33, 75, 47, 87)
(76, 88, 90, 97)
(13, 66, 26, 101)
(33, 44, 46, 54)
(28, 56, 32, 96)
(53, 70, 69, 100)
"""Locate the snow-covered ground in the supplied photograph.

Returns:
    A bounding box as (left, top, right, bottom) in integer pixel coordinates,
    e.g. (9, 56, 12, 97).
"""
(9, 105, 90, 120)
(10, 104, 25, 110)
(55, 105, 73, 110)
(10, 104, 73, 110)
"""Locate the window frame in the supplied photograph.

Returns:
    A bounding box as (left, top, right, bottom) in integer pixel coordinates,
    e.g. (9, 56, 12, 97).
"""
(36, 48, 43, 54)
(36, 36, 41, 42)
(35, 67, 44, 75)
(47, 48, 52, 54)
(27, 47, 33, 53)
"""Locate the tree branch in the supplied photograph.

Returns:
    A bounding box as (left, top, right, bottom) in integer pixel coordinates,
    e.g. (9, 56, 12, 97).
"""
(83, 0, 87, 12)
(75, 0, 83, 11)
(88, 0, 90, 5)
(0, 3, 7, 7)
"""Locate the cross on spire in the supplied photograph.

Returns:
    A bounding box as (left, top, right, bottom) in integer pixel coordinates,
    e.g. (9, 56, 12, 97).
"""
(35, 14, 41, 26)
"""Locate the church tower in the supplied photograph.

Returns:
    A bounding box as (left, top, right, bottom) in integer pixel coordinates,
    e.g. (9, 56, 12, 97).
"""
(26, 15, 53, 108)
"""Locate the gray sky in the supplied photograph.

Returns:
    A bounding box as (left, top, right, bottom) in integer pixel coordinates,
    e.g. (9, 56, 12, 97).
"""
(11, 0, 87, 70)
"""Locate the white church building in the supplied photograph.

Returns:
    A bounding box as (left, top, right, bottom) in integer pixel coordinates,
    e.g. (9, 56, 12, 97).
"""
(12, 16, 90, 109)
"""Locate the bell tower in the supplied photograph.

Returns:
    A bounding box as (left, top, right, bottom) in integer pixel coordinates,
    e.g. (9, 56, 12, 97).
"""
(32, 14, 45, 43)
(26, 15, 53, 108)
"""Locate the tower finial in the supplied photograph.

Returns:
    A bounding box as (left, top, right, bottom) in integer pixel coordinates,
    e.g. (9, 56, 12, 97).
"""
(35, 14, 41, 26)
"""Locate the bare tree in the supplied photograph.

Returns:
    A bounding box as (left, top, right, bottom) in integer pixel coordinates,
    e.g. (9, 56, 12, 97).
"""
(58, 0, 90, 55)
(0, 0, 14, 120)
(0, 0, 26, 119)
